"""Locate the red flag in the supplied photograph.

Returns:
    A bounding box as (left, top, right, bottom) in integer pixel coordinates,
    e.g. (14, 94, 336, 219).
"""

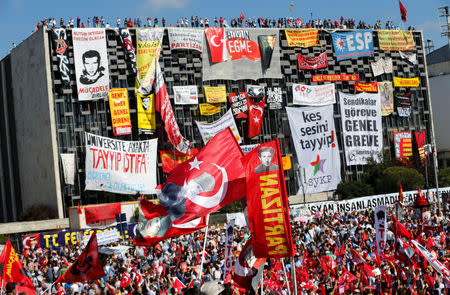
(157, 128, 246, 225)
(232, 240, 266, 290)
(337, 267, 357, 285)
(349, 246, 364, 265)
(205, 27, 226, 63)
(398, 184, 404, 203)
(391, 215, 413, 240)
(241, 139, 294, 258)
(120, 273, 131, 288)
(160, 148, 200, 173)
(78, 203, 82, 215)
(134, 271, 144, 287)
(399, 0, 407, 22)
(55, 232, 105, 283)
(394, 237, 415, 265)
(240, 13, 245, 20)
(247, 96, 265, 139)
(106, 283, 115, 294)
(409, 286, 418, 295)
(173, 277, 186, 294)
(84, 203, 121, 224)
(440, 232, 446, 245)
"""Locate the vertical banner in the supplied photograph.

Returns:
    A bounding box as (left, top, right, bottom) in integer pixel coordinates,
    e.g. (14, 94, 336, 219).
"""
(241, 139, 293, 258)
(374, 205, 386, 255)
(415, 130, 426, 162)
(72, 28, 109, 101)
(229, 92, 248, 118)
(137, 93, 156, 135)
(394, 132, 412, 159)
(331, 30, 374, 61)
(108, 88, 132, 136)
(339, 92, 383, 165)
(51, 29, 70, 86)
(84, 132, 158, 194)
(266, 87, 283, 110)
(247, 85, 266, 139)
(195, 109, 242, 144)
(378, 81, 394, 116)
(60, 153, 75, 185)
(113, 28, 137, 75)
(395, 92, 412, 117)
(223, 219, 235, 279)
(286, 106, 341, 194)
(258, 35, 275, 72)
(173, 86, 198, 105)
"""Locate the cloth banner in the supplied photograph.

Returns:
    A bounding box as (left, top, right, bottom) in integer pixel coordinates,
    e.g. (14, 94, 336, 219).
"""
(241, 139, 293, 258)
(374, 205, 387, 255)
(377, 30, 415, 51)
(136, 28, 163, 96)
(285, 29, 320, 47)
(393, 77, 420, 87)
(84, 132, 158, 194)
(202, 28, 282, 80)
(226, 212, 247, 227)
(229, 92, 248, 118)
(60, 153, 75, 185)
(378, 81, 394, 116)
(109, 88, 132, 136)
(22, 234, 40, 249)
(73, 28, 109, 101)
(51, 29, 70, 86)
(168, 28, 203, 52)
(196, 109, 242, 144)
(241, 144, 258, 154)
(395, 92, 412, 117)
(312, 74, 359, 82)
(204, 86, 227, 103)
(411, 240, 450, 280)
(84, 203, 122, 224)
(232, 240, 266, 291)
(223, 219, 235, 280)
(266, 87, 283, 109)
(247, 85, 266, 138)
(297, 52, 328, 70)
(415, 130, 426, 161)
(82, 229, 120, 246)
(137, 93, 155, 135)
(394, 131, 412, 158)
(354, 82, 378, 92)
(331, 30, 374, 61)
(113, 28, 137, 75)
(160, 148, 200, 173)
(371, 58, 393, 76)
(199, 103, 221, 115)
(173, 85, 198, 105)
(286, 106, 341, 194)
(292, 83, 335, 106)
(339, 92, 383, 165)
(258, 35, 276, 72)
(399, 51, 417, 65)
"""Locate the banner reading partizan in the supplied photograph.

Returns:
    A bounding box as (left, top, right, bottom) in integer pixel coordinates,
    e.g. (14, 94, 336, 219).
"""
(292, 83, 335, 106)
(195, 109, 242, 144)
(374, 206, 386, 255)
(168, 28, 203, 52)
(339, 92, 383, 165)
(173, 86, 198, 105)
(108, 88, 132, 136)
(73, 28, 109, 101)
(286, 106, 341, 194)
(377, 30, 415, 51)
(285, 29, 320, 47)
(84, 132, 158, 194)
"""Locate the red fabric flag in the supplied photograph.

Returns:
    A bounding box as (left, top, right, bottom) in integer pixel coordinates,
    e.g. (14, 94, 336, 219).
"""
(398, 184, 404, 203)
(232, 240, 266, 291)
(205, 27, 226, 63)
(84, 203, 121, 224)
(160, 148, 200, 173)
(399, 0, 407, 22)
(241, 139, 294, 258)
(361, 262, 375, 277)
(409, 286, 418, 295)
(337, 267, 357, 285)
(157, 128, 246, 225)
(106, 283, 116, 294)
(247, 96, 266, 139)
(240, 13, 245, 20)
(349, 246, 364, 265)
(391, 215, 413, 240)
(134, 271, 144, 287)
(78, 203, 82, 215)
(120, 273, 131, 288)
(173, 277, 186, 294)
(55, 232, 105, 283)
(394, 237, 415, 265)
(427, 236, 438, 250)
(440, 232, 446, 245)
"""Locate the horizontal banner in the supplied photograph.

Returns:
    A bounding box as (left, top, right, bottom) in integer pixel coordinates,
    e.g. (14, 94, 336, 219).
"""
(292, 83, 335, 106)
(167, 28, 203, 52)
(173, 85, 198, 105)
(85, 203, 121, 224)
(204, 86, 227, 103)
(377, 30, 415, 51)
(285, 29, 320, 47)
(354, 82, 378, 92)
(331, 30, 374, 61)
(199, 103, 221, 115)
(393, 77, 420, 87)
(195, 109, 242, 144)
(312, 74, 359, 82)
(297, 52, 328, 70)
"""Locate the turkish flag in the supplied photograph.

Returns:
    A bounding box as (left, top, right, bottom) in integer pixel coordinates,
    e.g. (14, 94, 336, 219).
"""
(399, 0, 407, 22)
(232, 240, 266, 291)
(247, 96, 265, 138)
(84, 203, 121, 224)
(205, 27, 226, 63)
(337, 267, 357, 285)
(173, 277, 186, 294)
(120, 273, 131, 288)
(55, 232, 105, 283)
(157, 128, 246, 225)
(349, 246, 364, 265)
(240, 13, 245, 20)
(134, 270, 144, 287)
(391, 215, 413, 240)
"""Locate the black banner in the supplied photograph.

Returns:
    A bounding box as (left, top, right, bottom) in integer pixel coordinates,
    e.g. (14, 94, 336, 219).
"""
(114, 28, 137, 75)
(395, 91, 412, 117)
(258, 35, 275, 73)
(229, 92, 248, 119)
(51, 29, 70, 86)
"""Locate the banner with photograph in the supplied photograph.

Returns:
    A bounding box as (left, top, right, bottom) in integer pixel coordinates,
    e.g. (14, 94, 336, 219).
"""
(378, 81, 394, 116)
(223, 219, 235, 279)
(374, 206, 387, 255)
(109, 88, 132, 136)
(286, 106, 341, 194)
(137, 93, 156, 135)
(84, 132, 158, 194)
(266, 87, 283, 109)
(203, 28, 282, 80)
(204, 86, 227, 103)
(160, 148, 200, 173)
(51, 29, 70, 86)
(331, 30, 374, 61)
(199, 103, 221, 115)
(60, 153, 75, 185)
(173, 85, 198, 105)
(395, 92, 412, 117)
(229, 92, 248, 118)
(292, 83, 335, 106)
(354, 82, 378, 92)
(394, 131, 412, 159)
(113, 28, 137, 75)
(168, 28, 203, 52)
(393, 77, 420, 88)
(297, 52, 328, 70)
(195, 109, 242, 144)
(377, 30, 415, 51)
(285, 29, 320, 47)
(312, 74, 359, 82)
(339, 92, 383, 166)
(73, 28, 109, 101)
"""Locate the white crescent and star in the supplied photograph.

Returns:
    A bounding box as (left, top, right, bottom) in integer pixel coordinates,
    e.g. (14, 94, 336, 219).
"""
(211, 35, 222, 47)
(189, 157, 202, 171)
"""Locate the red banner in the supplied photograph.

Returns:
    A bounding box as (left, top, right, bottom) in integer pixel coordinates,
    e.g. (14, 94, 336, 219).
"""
(205, 27, 226, 63)
(160, 148, 200, 173)
(247, 97, 266, 138)
(415, 130, 426, 147)
(312, 74, 359, 82)
(354, 81, 378, 92)
(84, 203, 121, 224)
(297, 52, 328, 70)
(22, 234, 40, 249)
(241, 139, 293, 258)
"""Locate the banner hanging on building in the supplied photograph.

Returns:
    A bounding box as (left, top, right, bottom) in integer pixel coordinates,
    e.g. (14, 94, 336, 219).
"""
(85, 203, 122, 224)
(266, 87, 283, 109)
(374, 205, 387, 255)
(137, 93, 156, 135)
(354, 82, 378, 92)
(173, 86, 198, 105)
(285, 29, 320, 47)
(297, 52, 328, 70)
(168, 28, 203, 52)
(247, 85, 266, 138)
(160, 148, 200, 173)
(136, 28, 163, 96)
(415, 130, 426, 161)
(223, 219, 235, 279)
(395, 91, 412, 117)
(258, 35, 276, 72)
(108, 88, 132, 136)
(339, 92, 383, 166)
(60, 153, 75, 185)
(113, 28, 137, 75)
(331, 30, 374, 61)
(286, 106, 341, 194)
(51, 29, 70, 86)
(394, 131, 412, 158)
(292, 83, 335, 106)
(195, 109, 242, 144)
(378, 81, 394, 116)
(84, 132, 158, 194)
(199, 103, 221, 115)
(371, 57, 393, 77)
(377, 30, 415, 51)
(73, 28, 109, 101)
(312, 74, 359, 82)
(393, 77, 420, 87)
(204, 86, 227, 103)
(229, 92, 248, 118)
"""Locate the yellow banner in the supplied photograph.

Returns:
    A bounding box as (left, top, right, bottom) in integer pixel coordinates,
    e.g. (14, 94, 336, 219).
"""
(108, 88, 132, 136)
(282, 156, 291, 170)
(285, 29, 320, 47)
(378, 30, 415, 51)
(393, 77, 420, 87)
(137, 93, 156, 133)
(199, 103, 221, 116)
(204, 86, 227, 103)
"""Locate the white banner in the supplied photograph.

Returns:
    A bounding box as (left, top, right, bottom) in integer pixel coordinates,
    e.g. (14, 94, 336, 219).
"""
(73, 28, 109, 101)
(84, 229, 120, 246)
(374, 206, 386, 255)
(292, 83, 335, 106)
(223, 219, 235, 280)
(168, 28, 203, 52)
(240, 144, 258, 155)
(60, 153, 75, 185)
(195, 109, 242, 144)
(173, 85, 198, 105)
(84, 132, 158, 194)
(412, 240, 450, 280)
(339, 92, 383, 166)
(286, 106, 341, 194)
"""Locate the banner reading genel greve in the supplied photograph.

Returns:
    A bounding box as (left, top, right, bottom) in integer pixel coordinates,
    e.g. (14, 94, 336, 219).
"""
(109, 88, 132, 136)
(285, 29, 320, 47)
(377, 30, 415, 51)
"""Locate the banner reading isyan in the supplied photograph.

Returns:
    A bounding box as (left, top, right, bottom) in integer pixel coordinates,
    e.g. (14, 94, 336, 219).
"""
(73, 28, 109, 101)
(286, 106, 341, 194)
(84, 132, 158, 194)
(292, 83, 335, 106)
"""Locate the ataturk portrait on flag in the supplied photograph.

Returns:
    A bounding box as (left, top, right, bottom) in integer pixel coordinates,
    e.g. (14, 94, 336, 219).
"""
(254, 146, 279, 173)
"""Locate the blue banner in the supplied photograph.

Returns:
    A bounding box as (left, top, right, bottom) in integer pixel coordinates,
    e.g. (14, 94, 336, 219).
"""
(331, 30, 374, 61)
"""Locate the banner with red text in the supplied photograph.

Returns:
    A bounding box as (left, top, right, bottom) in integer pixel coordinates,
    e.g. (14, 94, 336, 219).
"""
(312, 74, 359, 82)
(377, 30, 415, 51)
(354, 82, 378, 92)
(109, 88, 132, 136)
(297, 52, 328, 70)
(374, 205, 387, 255)
(292, 83, 335, 106)
(223, 219, 235, 279)
(415, 130, 426, 161)
(285, 29, 320, 47)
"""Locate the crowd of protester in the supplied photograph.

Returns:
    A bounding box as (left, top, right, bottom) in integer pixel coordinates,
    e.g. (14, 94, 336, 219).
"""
(16, 201, 448, 295)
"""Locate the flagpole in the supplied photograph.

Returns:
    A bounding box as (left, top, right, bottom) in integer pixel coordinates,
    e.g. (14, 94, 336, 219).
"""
(43, 282, 54, 294)
(199, 216, 210, 281)
(260, 275, 263, 295)
(281, 258, 291, 295)
(290, 256, 298, 295)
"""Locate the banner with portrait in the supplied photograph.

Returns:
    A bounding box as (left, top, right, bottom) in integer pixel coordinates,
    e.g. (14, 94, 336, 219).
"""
(173, 85, 198, 105)
(72, 28, 109, 101)
(108, 88, 132, 136)
(377, 30, 415, 51)
(195, 109, 242, 144)
(223, 219, 235, 279)
(285, 29, 320, 47)
(168, 28, 203, 52)
(374, 206, 387, 255)
(137, 93, 156, 135)
(204, 86, 227, 103)
(378, 81, 394, 116)
(297, 52, 328, 70)
(292, 83, 335, 106)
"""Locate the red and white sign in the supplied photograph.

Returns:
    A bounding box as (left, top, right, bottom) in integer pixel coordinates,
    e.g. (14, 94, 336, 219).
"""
(205, 27, 227, 63)
(374, 206, 386, 255)
(223, 219, 235, 279)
